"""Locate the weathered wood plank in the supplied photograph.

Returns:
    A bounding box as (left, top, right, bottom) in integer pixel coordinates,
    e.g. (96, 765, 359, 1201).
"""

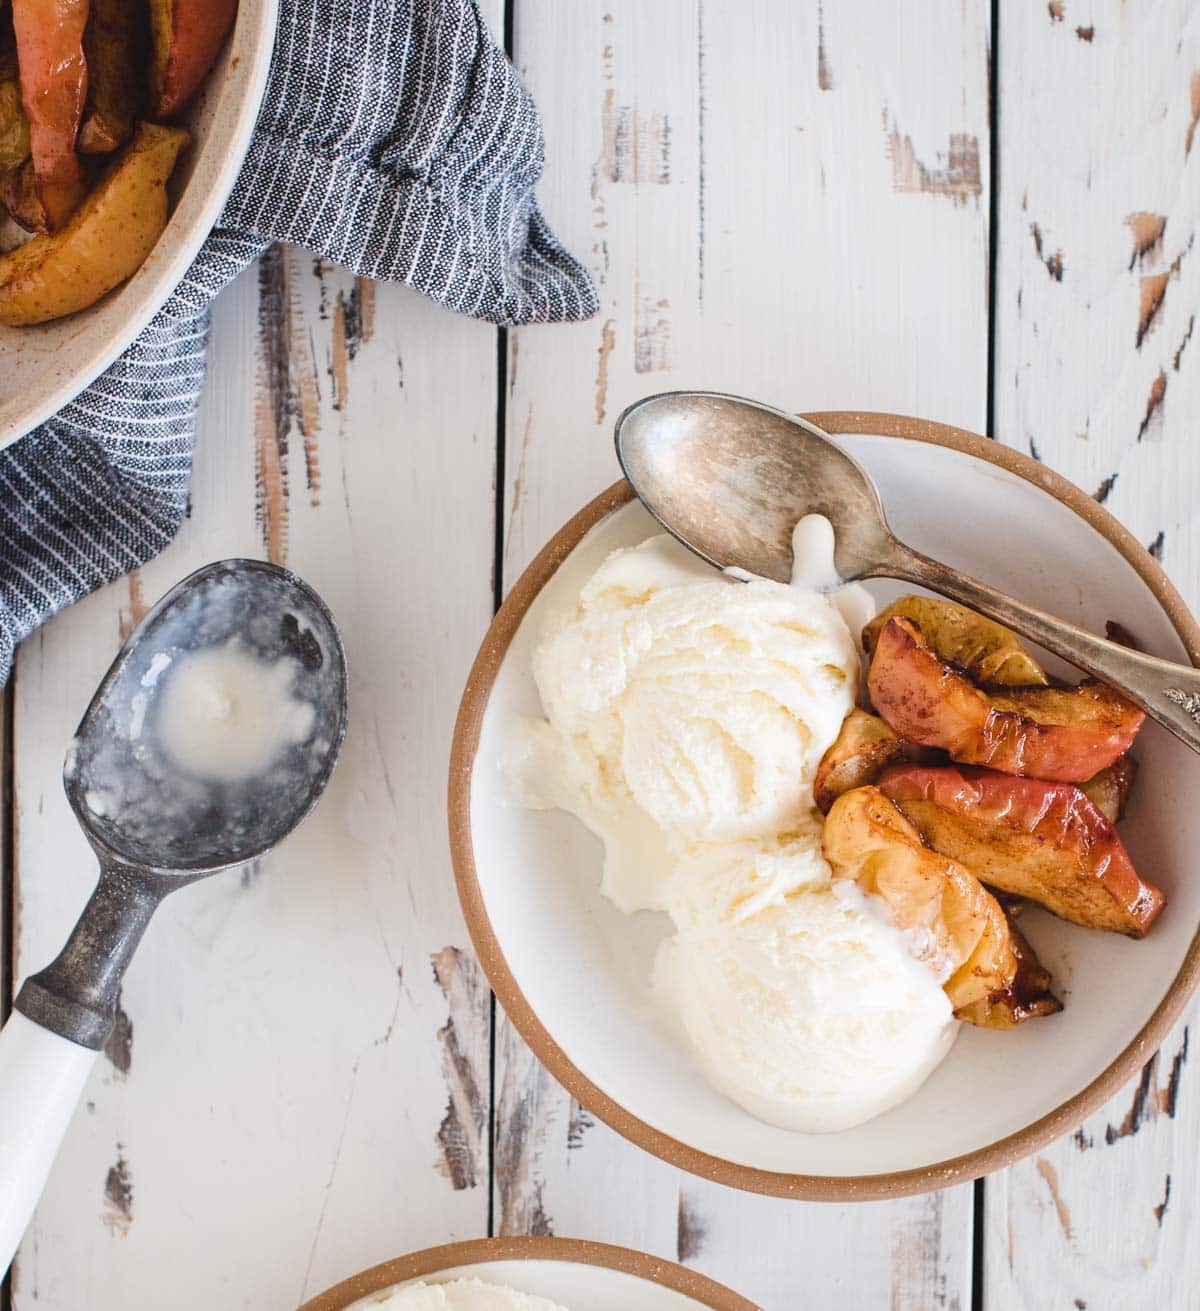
(988, 3, 1200, 1307)
(10, 253, 498, 1308)
(498, 2, 990, 1305)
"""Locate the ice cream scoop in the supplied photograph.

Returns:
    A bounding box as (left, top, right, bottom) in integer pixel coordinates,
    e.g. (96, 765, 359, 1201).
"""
(615, 390, 1200, 756)
(0, 559, 348, 1274)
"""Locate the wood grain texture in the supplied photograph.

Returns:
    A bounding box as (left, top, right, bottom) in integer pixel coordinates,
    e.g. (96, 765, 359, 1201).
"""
(7, 0, 1198, 1307)
(9, 253, 497, 1309)
(497, 3, 989, 1306)
(989, 4, 1200, 1306)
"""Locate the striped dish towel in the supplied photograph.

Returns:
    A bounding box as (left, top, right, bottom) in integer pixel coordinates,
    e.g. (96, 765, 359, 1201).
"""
(0, 0, 595, 682)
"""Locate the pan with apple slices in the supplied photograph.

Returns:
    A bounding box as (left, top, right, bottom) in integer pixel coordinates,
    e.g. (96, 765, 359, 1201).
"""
(822, 786, 1061, 1028)
(878, 764, 1165, 938)
(866, 614, 1145, 783)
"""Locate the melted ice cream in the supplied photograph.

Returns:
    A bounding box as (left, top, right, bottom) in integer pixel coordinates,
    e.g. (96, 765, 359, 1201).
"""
(153, 638, 316, 783)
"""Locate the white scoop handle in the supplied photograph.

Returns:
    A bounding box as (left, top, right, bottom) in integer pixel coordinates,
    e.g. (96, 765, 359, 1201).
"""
(0, 1010, 96, 1276)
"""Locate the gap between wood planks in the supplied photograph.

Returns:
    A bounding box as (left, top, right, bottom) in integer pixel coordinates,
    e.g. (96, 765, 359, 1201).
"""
(1, 675, 15, 1311)
(484, 1, 516, 1249)
(975, 3, 1002, 1307)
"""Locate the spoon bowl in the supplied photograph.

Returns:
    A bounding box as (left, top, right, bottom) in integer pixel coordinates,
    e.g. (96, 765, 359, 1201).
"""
(616, 391, 892, 584)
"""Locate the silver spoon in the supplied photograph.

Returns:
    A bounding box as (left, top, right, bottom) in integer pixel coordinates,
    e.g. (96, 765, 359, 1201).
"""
(0, 558, 348, 1274)
(615, 390, 1200, 755)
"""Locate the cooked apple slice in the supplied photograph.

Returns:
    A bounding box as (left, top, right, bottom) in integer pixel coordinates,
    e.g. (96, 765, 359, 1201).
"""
(79, 0, 146, 154)
(0, 121, 188, 323)
(864, 594, 1048, 687)
(823, 786, 1028, 1016)
(148, 0, 237, 119)
(813, 707, 941, 814)
(954, 916, 1062, 1030)
(878, 763, 1164, 937)
(867, 616, 1144, 782)
(1079, 755, 1137, 824)
(1, 154, 42, 230)
(11, 0, 88, 228)
(0, 12, 29, 171)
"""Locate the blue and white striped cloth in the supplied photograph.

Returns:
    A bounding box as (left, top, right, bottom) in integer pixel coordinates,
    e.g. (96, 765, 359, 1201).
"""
(0, 0, 595, 682)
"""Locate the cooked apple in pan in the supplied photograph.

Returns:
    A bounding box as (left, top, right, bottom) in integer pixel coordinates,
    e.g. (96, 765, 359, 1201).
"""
(148, 0, 237, 120)
(822, 786, 1060, 1025)
(0, 122, 188, 325)
(0, 14, 30, 173)
(813, 707, 941, 814)
(867, 615, 1144, 782)
(9, 0, 89, 230)
(79, 0, 147, 155)
(878, 764, 1164, 938)
(864, 594, 1048, 688)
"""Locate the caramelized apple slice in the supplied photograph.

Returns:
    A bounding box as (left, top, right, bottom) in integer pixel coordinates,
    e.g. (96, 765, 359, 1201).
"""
(813, 708, 941, 814)
(864, 594, 1048, 687)
(954, 916, 1063, 1030)
(11, 0, 88, 228)
(1079, 755, 1137, 823)
(878, 764, 1164, 937)
(867, 617, 1144, 782)
(822, 786, 1025, 1016)
(0, 122, 189, 323)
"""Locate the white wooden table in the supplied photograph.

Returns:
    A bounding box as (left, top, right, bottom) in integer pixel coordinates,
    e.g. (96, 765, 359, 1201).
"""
(4, 3, 1199, 1307)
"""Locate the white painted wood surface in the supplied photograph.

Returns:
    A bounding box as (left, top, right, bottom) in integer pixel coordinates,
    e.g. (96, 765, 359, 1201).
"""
(3, 2, 1198, 1309)
(988, 4, 1200, 1308)
(9, 258, 497, 1308)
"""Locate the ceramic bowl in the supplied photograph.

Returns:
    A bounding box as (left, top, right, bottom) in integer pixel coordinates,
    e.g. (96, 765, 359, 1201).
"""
(0, 0, 279, 447)
(298, 1236, 757, 1311)
(449, 411, 1200, 1200)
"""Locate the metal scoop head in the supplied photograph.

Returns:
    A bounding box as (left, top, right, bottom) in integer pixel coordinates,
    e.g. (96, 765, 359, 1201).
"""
(615, 390, 894, 586)
(17, 559, 348, 1050)
(66, 558, 348, 873)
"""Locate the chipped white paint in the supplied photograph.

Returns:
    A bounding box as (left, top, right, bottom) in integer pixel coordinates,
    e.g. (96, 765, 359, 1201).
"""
(988, 4, 1200, 1307)
(6, 1, 1199, 1308)
(499, 2, 986, 1307)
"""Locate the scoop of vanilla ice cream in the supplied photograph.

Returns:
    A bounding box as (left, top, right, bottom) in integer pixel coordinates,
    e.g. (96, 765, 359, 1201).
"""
(520, 530, 956, 1133)
(662, 821, 832, 929)
(654, 880, 957, 1134)
(350, 1278, 569, 1311)
(530, 535, 859, 911)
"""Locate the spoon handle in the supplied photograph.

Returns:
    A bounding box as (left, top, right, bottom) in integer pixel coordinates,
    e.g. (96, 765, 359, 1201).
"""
(886, 545, 1200, 756)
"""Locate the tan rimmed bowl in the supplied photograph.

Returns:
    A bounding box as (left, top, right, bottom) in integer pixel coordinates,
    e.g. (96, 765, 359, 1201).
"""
(297, 1236, 758, 1311)
(0, 0, 278, 447)
(449, 412, 1200, 1201)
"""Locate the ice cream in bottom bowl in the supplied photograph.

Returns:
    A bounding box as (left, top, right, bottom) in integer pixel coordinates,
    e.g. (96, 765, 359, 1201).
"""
(510, 525, 960, 1133)
(350, 1277, 568, 1310)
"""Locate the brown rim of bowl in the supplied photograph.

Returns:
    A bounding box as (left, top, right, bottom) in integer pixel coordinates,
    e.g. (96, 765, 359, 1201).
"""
(296, 1235, 760, 1311)
(448, 410, 1200, 1202)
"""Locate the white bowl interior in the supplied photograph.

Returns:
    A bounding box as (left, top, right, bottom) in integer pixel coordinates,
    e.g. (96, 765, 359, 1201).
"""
(351, 1259, 715, 1310)
(0, 0, 277, 446)
(471, 433, 1200, 1179)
